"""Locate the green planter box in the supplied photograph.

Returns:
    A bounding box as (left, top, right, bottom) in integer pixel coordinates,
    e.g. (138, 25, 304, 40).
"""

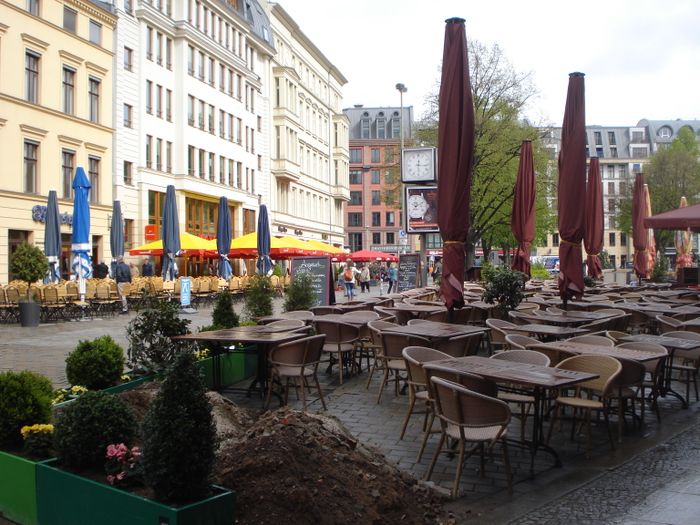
(37, 459, 235, 525)
(0, 450, 44, 525)
(197, 347, 257, 389)
(102, 374, 155, 395)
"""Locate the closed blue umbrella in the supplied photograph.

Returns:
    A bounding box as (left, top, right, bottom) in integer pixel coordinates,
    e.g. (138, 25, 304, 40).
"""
(110, 200, 124, 279)
(161, 185, 181, 281)
(44, 190, 62, 283)
(71, 167, 92, 300)
(256, 204, 272, 275)
(216, 196, 233, 280)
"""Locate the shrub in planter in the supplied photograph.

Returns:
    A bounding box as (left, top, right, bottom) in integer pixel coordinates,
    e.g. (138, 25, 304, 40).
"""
(530, 262, 551, 280)
(126, 299, 192, 374)
(141, 352, 216, 503)
(53, 391, 136, 470)
(21, 424, 54, 460)
(9, 242, 49, 299)
(0, 370, 53, 450)
(242, 274, 273, 320)
(483, 266, 527, 315)
(211, 289, 239, 329)
(65, 336, 125, 390)
(283, 272, 315, 312)
(650, 254, 669, 283)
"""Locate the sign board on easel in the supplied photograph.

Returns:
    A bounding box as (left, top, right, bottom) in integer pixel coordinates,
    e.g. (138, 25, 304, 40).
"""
(398, 253, 421, 292)
(290, 256, 333, 306)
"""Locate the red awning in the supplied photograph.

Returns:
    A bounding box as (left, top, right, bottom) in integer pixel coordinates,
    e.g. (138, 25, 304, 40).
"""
(644, 202, 700, 232)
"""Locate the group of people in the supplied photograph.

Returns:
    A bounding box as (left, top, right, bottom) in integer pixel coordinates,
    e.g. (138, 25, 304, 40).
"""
(93, 258, 155, 314)
(341, 260, 398, 301)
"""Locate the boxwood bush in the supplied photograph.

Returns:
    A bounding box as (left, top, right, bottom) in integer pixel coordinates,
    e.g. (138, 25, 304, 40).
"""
(65, 336, 125, 390)
(0, 370, 53, 449)
(53, 391, 136, 469)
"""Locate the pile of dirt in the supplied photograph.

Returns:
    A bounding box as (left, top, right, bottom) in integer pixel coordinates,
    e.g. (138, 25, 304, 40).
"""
(213, 408, 447, 525)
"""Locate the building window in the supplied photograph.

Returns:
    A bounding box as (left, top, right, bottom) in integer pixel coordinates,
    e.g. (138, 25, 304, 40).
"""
(88, 77, 100, 123)
(25, 52, 40, 103)
(348, 213, 362, 227)
(607, 182, 614, 195)
(620, 232, 627, 246)
(594, 131, 602, 145)
(145, 135, 152, 168)
(608, 131, 616, 145)
(552, 233, 559, 246)
(62, 149, 74, 199)
(27, 0, 39, 16)
(608, 199, 616, 213)
(385, 211, 395, 226)
(123, 160, 133, 185)
(371, 170, 380, 184)
(386, 232, 395, 244)
(350, 191, 362, 205)
(385, 148, 395, 163)
(24, 141, 38, 193)
(124, 47, 133, 71)
(61, 66, 74, 114)
(349, 170, 362, 184)
(371, 190, 381, 205)
(349, 148, 362, 163)
(89, 20, 102, 45)
(349, 232, 363, 252)
(608, 232, 616, 247)
(165, 89, 172, 121)
(371, 212, 381, 227)
(63, 6, 77, 33)
(123, 104, 133, 128)
(391, 114, 400, 138)
(371, 148, 380, 163)
(187, 45, 194, 75)
(156, 138, 162, 170)
(372, 232, 381, 245)
(88, 157, 99, 204)
(124, 0, 133, 14)
(146, 80, 153, 114)
(187, 145, 195, 175)
(166, 141, 172, 173)
(376, 117, 386, 139)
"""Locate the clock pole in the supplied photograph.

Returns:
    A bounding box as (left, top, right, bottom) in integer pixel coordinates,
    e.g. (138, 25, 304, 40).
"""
(396, 82, 407, 254)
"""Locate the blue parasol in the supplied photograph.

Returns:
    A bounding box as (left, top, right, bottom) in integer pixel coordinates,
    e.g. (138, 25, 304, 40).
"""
(161, 185, 181, 281)
(44, 190, 62, 283)
(71, 167, 92, 299)
(216, 196, 233, 280)
(110, 200, 124, 278)
(256, 204, 272, 275)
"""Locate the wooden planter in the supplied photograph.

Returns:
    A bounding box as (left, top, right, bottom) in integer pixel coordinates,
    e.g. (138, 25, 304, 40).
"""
(0, 450, 45, 525)
(37, 459, 235, 525)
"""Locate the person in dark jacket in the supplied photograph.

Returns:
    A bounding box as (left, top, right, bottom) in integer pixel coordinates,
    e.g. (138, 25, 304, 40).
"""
(94, 261, 109, 279)
(142, 258, 154, 277)
(115, 257, 132, 313)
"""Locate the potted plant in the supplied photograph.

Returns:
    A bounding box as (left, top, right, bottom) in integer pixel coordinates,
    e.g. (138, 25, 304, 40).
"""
(0, 370, 54, 525)
(482, 266, 527, 318)
(65, 336, 126, 391)
(10, 242, 49, 327)
(242, 274, 273, 320)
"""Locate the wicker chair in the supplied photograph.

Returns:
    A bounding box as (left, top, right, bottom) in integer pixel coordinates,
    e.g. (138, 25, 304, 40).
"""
(426, 376, 512, 498)
(377, 332, 430, 403)
(658, 331, 700, 404)
(486, 319, 526, 354)
(504, 334, 540, 350)
(567, 335, 615, 346)
(616, 341, 668, 421)
(607, 357, 646, 443)
(656, 314, 683, 334)
(264, 334, 327, 411)
(433, 332, 483, 358)
(547, 355, 621, 457)
(313, 320, 360, 385)
(365, 320, 398, 388)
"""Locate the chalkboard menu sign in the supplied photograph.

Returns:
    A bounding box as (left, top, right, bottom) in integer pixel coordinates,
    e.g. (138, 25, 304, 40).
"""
(398, 254, 421, 292)
(290, 256, 333, 306)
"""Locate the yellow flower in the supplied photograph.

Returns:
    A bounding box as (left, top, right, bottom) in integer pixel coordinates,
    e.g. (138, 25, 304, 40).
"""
(21, 423, 54, 439)
(70, 385, 88, 395)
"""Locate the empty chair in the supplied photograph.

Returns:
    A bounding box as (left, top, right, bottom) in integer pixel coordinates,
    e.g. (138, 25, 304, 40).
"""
(373, 305, 398, 321)
(492, 349, 550, 367)
(310, 305, 343, 315)
(607, 357, 646, 442)
(656, 314, 683, 334)
(424, 308, 449, 322)
(595, 308, 626, 317)
(313, 320, 360, 385)
(504, 334, 540, 350)
(486, 319, 526, 354)
(515, 302, 540, 313)
(343, 310, 380, 322)
(365, 320, 399, 388)
(507, 310, 533, 325)
(616, 341, 668, 420)
(577, 318, 614, 333)
(547, 355, 621, 458)
(433, 332, 483, 357)
(604, 330, 629, 344)
(425, 376, 512, 498)
(377, 332, 430, 403)
(547, 306, 565, 315)
(265, 334, 327, 411)
(567, 335, 615, 346)
(267, 319, 307, 332)
(449, 306, 473, 325)
(606, 314, 631, 332)
(281, 310, 315, 323)
(658, 331, 700, 404)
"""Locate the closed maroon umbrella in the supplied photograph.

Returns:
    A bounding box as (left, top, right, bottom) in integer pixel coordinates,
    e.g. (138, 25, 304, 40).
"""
(557, 72, 587, 303)
(632, 173, 648, 280)
(584, 157, 603, 278)
(511, 141, 536, 278)
(437, 18, 475, 311)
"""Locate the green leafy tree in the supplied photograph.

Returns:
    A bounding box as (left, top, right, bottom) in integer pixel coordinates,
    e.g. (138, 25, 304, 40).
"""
(283, 272, 316, 311)
(242, 275, 273, 320)
(211, 290, 239, 329)
(482, 266, 526, 314)
(414, 40, 554, 265)
(10, 242, 49, 299)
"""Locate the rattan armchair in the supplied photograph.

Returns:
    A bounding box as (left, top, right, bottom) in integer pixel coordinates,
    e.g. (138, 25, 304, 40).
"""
(313, 320, 360, 385)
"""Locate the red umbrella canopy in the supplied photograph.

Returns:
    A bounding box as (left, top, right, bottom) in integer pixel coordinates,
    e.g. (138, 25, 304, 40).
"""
(644, 184, 656, 273)
(557, 72, 587, 302)
(511, 140, 536, 278)
(348, 250, 398, 263)
(632, 173, 648, 280)
(644, 201, 700, 232)
(675, 196, 693, 269)
(437, 18, 475, 310)
(584, 157, 604, 279)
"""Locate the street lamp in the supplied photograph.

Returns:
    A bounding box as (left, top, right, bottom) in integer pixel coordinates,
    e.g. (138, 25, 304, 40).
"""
(395, 83, 407, 254)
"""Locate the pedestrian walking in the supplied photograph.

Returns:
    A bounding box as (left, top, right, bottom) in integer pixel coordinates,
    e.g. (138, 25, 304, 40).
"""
(142, 258, 154, 277)
(359, 264, 371, 293)
(387, 263, 398, 294)
(129, 262, 140, 278)
(342, 260, 361, 301)
(115, 257, 132, 313)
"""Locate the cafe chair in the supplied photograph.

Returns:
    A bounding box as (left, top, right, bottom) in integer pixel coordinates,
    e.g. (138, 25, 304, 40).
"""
(657, 331, 700, 404)
(424, 309, 449, 322)
(365, 320, 398, 389)
(486, 319, 527, 354)
(616, 341, 668, 420)
(603, 330, 629, 343)
(504, 334, 540, 350)
(313, 320, 361, 385)
(547, 355, 621, 458)
(280, 310, 315, 324)
(264, 334, 327, 411)
(377, 332, 430, 403)
(434, 332, 483, 358)
(655, 314, 683, 334)
(425, 376, 512, 498)
(491, 349, 550, 441)
(606, 357, 646, 443)
(310, 305, 343, 315)
(567, 335, 615, 346)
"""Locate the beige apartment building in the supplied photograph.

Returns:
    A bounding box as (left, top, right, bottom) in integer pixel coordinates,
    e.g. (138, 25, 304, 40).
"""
(0, 0, 116, 282)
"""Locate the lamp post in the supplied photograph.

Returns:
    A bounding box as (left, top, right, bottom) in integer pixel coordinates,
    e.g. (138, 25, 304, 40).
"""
(395, 83, 407, 254)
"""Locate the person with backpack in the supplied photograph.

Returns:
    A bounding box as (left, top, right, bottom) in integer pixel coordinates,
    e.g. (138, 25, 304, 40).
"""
(359, 264, 371, 293)
(115, 256, 132, 314)
(342, 260, 360, 301)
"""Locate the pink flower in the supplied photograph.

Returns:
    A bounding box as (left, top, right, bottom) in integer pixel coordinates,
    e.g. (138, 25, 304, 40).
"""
(116, 472, 126, 481)
(107, 475, 115, 485)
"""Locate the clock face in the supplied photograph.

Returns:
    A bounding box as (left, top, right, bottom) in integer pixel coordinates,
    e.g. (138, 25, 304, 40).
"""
(403, 148, 435, 182)
(407, 194, 430, 219)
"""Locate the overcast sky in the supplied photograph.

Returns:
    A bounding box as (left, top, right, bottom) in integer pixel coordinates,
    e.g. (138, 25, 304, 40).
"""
(275, 0, 700, 127)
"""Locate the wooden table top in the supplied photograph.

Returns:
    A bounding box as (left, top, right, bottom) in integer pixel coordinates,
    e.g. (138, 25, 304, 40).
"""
(620, 333, 700, 350)
(313, 313, 373, 327)
(258, 311, 315, 323)
(174, 327, 305, 345)
(383, 321, 486, 340)
(384, 303, 446, 313)
(530, 341, 667, 362)
(516, 312, 598, 326)
(516, 324, 589, 337)
(424, 355, 597, 389)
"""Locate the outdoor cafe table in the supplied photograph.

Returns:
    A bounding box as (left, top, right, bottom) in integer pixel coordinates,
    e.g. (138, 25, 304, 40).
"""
(382, 303, 447, 322)
(315, 313, 374, 327)
(620, 333, 700, 408)
(516, 324, 589, 341)
(174, 326, 306, 396)
(529, 340, 668, 363)
(516, 311, 608, 327)
(382, 321, 487, 343)
(257, 311, 315, 324)
(423, 355, 598, 473)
